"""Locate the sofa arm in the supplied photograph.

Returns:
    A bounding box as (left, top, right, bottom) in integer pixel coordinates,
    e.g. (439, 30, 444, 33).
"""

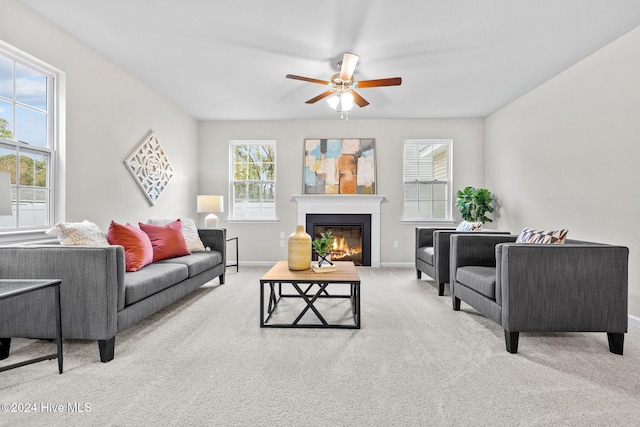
(0, 245, 124, 341)
(198, 228, 226, 268)
(498, 244, 628, 333)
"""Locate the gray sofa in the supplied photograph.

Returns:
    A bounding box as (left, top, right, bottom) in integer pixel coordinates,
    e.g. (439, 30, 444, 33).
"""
(415, 227, 509, 295)
(0, 228, 226, 363)
(450, 233, 628, 354)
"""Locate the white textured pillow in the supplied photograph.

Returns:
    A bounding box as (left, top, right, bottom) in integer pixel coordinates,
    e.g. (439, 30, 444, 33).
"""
(46, 220, 109, 246)
(146, 218, 205, 252)
(456, 221, 483, 231)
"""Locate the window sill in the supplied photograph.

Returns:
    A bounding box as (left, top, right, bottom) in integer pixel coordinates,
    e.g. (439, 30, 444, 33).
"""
(401, 219, 456, 225)
(0, 229, 56, 245)
(225, 218, 280, 224)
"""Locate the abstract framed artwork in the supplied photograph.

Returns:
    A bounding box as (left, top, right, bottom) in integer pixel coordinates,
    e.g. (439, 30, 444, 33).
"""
(124, 131, 175, 205)
(304, 138, 376, 194)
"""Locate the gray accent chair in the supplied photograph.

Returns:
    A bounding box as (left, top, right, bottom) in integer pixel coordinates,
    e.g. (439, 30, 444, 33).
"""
(415, 227, 509, 296)
(450, 234, 628, 354)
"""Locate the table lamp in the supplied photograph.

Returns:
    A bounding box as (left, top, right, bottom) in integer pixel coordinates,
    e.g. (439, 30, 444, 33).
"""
(197, 195, 223, 228)
(0, 171, 12, 216)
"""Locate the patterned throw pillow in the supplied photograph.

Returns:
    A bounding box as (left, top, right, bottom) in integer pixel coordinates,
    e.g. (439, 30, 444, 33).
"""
(516, 227, 568, 244)
(456, 220, 483, 231)
(46, 220, 109, 246)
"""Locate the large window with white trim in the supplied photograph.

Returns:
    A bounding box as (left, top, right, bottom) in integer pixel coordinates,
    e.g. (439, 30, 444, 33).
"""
(0, 43, 57, 231)
(230, 140, 276, 219)
(402, 139, 452, 221)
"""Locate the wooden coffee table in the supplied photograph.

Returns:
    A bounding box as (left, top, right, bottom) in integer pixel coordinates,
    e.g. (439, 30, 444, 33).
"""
(260, 261, 360, 329)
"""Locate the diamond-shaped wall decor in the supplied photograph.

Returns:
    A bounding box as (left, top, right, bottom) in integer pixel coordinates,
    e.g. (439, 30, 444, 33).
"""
(124, 131, 175, 205)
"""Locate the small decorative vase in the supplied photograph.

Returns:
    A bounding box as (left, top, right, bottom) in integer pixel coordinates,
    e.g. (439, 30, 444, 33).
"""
(288, 225, 312, 270)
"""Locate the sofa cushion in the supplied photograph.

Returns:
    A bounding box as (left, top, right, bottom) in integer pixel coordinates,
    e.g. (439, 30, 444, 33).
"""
(516, 227, 568, 244)
(417, 246, 434, 264)
(124, 262, 189, 306)
(456, 266, 497, 300)
(157, 251, 223, 278)
(139, 220, 191, 262)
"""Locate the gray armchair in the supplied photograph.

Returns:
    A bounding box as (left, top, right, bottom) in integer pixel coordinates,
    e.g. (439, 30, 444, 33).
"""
(415, 228, 508, 296)
(450, 234, 628, 354)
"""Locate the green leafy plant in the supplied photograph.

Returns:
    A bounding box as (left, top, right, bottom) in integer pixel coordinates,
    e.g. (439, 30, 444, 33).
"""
(455, 186, 494, 223)
(312, 231, 335, 265)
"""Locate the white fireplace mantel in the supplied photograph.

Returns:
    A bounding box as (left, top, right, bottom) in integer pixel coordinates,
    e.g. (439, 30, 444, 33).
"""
(291, 195, 386, 267)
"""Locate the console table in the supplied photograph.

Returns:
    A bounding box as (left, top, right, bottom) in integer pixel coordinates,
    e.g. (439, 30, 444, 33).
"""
(0, 279, 63, 374)
(260, 261, 360, 329)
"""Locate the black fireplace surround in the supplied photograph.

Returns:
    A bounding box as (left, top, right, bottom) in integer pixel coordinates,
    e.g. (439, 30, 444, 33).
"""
(306, 214, 372, 266)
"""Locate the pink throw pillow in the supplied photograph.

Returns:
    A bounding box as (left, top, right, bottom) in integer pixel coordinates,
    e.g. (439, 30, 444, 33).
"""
(139, 219, 191, 262)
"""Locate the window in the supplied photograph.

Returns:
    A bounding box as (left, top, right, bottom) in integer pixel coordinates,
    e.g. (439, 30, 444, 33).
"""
(230, 140, 276, 219)
(402, 139, 452, 221)
(0, 43, 57, 232)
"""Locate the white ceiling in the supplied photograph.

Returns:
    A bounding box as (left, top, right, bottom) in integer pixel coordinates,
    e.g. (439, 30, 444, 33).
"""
(19, 0, 640, 121)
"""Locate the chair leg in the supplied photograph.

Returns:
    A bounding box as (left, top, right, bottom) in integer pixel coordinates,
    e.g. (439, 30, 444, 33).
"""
(452, 296, 461, 311)
(416, 270, 421, 279)
(438, 282, 445, 296)
(505, 331, 519, 353)
(0, 338, 10, 360)
(607, 333, 624, 355)
(98, 337, 115, 362)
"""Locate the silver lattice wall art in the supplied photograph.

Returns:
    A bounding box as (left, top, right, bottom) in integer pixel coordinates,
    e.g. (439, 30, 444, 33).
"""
(124, 131, 175, 205)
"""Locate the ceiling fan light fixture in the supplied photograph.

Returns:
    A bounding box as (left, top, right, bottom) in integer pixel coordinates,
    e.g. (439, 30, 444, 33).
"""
(340, 91, 354, 111)
(326, 93, 340, 109)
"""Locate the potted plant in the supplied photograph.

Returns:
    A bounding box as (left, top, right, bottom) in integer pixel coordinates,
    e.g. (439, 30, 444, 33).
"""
(455, 186, 494, 224)
(312, 231, 335, 266)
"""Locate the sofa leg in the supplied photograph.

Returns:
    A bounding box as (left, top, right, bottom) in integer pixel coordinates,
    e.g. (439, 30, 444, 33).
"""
(0, 338, 10, 360)
(416, 270, 421, 279)
(438, 283, 445, 296)
(219, 274, 225, 285)
(452, 296, 461, 311)
(607, 333, 624, 355)
(98, 337, 115, 363)
(505, 331, 519, 353)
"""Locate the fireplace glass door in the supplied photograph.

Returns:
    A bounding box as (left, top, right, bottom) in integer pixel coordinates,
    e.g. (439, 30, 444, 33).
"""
(315, 225, 363, 265)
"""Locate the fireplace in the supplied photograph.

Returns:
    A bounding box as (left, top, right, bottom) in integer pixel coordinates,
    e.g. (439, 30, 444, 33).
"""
(306, 214, 372, 266)
(292, 195, 384, 267)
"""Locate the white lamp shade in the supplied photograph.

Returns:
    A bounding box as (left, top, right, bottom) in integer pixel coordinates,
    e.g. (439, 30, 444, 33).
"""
(0, 171, 12, 216)
(197, 195, 224, 228)
(197, 195, 224, 213)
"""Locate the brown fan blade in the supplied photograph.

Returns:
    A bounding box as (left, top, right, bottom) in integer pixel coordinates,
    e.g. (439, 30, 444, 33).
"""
(339, 52, 359, 81)
(352, 91, 369, 108)
(356, 77, 402, 88)
(306, 90, 335, 104)
(286, 74, 330, 85)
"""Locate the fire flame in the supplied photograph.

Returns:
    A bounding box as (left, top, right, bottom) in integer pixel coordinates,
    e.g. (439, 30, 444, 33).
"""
(331, 236, 362, 259)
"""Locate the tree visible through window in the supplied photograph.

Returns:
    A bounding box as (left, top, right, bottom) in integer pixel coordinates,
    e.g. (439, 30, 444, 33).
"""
(403, 139, 452, 221)
(0, 44, 56, 231)
(230, 140, 276, 219)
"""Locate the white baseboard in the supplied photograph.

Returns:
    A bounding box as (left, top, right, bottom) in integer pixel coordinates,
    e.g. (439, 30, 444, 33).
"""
(629, 314, 640, 330)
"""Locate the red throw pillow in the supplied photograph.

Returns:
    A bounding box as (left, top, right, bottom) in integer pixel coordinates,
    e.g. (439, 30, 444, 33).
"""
(107, 221, 153, 272)
(139, 219, 191, 262)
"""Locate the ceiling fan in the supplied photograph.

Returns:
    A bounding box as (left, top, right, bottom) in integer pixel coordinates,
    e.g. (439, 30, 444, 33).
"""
(286, 52, 402, 117)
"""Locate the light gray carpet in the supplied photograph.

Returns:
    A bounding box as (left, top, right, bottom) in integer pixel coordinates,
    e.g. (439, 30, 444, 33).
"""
(2, 266, 640, 426)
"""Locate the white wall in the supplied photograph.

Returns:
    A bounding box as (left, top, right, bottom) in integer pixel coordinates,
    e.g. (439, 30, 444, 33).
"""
(485, 26, 640, 317)
(1, 0, 199, 232)
(199, 118, 484, 265)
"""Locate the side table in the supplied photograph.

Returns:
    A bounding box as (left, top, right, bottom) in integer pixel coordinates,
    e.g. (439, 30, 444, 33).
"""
(0, 279, 63, 374)
(226, 236, 239, 272)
